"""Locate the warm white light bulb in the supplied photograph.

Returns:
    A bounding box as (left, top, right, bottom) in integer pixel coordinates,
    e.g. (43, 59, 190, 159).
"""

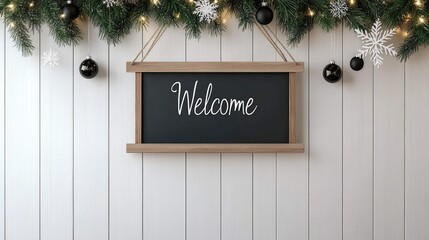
(7, 3, 15, 11)
(415, 0, 422, 7)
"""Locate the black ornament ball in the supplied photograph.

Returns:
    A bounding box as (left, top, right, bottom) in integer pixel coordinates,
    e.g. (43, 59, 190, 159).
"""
(323, 61, 342, 83)
(255, 2, 273, 25)
(61, 0, 80, 21)
(80, 57, 98, 79)
(350, 56, 364, 71)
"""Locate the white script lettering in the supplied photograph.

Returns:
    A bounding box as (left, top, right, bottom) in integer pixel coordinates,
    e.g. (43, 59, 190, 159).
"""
(170, 81, 258, 116)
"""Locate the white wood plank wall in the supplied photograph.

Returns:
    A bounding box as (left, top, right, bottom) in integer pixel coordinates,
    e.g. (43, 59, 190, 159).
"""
(1, 18, 429, 240)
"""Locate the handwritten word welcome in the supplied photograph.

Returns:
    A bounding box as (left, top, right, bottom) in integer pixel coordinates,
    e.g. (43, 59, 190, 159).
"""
(171, 81, 258, 116)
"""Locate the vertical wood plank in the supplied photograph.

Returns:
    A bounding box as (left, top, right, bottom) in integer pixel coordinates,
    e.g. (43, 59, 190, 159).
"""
(143, 153, 185, 240)
(186, 31, 220, 61)
(186, 153, 220, 240)
(373, 36, 405, 240)
(309, 26, 343, 240)
(5, 29, 40, 240)
(74, 22, 109, 240)
(253, 20, 277, 61)
(186, 31, 221, 240)
(405, 45, 429, 240)
(40, 25, 73, 240)
(221, 15, 252, 61)
(0, 20, 5, 240)
(109, 29, 142, 240)
(221, 16, 253, 240)
(143, 25, 185, 62)
(253, 153, 276, 240)
(277, 32, 309, 240)
(342, 28, 374, 240)
(252, 21, 277, 240)
(222, 153, 252, 240)
(143, 24, 186, 240)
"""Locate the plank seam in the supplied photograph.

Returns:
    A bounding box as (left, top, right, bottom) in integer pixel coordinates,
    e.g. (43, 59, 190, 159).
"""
(185, 153, 187, 240)
(3, 22, 6, 240)
(403, 62, 406, 240)
(108, 43, 111, 240)
(72, 43, 75, 240)
(275, 153, 278, 240)
(251, 153, 254, 240)
(141, 28, 144, 240)
(185, 33, 188, 240)
(307, 29, 311, 240)
(372, 52, 375, 240)
(38, 28, 41, 240)
(341, 21, 344, 240)
(220, 153, 222, 240)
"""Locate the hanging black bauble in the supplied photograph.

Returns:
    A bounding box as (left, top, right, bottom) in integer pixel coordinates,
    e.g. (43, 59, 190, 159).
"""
(350, 56, 364, 71)
(80, 57, 98, 79)
(61, 0, 80, 21)
(255, 2, 273, 25)
(323, 60, 342, 83)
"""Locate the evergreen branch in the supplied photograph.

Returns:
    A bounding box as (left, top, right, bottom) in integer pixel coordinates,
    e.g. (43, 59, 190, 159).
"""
(39, 0, 81, 47)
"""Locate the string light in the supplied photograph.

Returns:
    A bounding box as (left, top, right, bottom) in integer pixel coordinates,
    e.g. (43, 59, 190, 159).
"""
(349, 0, 355, 6)
(152, 0, 159, 5)
(29, 2, 35, 7)
(7, 3, 15, 11)
(418, 16, 426, 24)
(415, 0, 422, 7)
(60, 13, 66, 19)
(214, 0, 218, 3)
(222, 17, 226, 24)
(188, 0, 194, 3)
(175, 13, 181, 19)
(404, 13, 412, 22)
(140, 16, 146, 23)
(403, 31, 409, 38)
(308, 8, 315, 17)
(9, 22, 15, 28)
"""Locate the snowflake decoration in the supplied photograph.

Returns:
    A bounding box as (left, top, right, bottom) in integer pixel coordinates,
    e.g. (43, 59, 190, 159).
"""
(355, 18, 397, 68)
(330, 0, 348, 18)
(103, 0, 121, 8)
(42, 48, 60, 68)
(193, 0, 218, 23)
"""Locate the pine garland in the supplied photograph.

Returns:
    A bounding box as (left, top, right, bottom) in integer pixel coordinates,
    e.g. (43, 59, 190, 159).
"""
(1, 0, 429, 60)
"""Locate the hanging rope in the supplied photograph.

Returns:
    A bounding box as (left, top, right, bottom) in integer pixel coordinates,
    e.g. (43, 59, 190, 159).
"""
(133, 22, 296, 63)
(255, 23, 297, 63)
(132, 25, 168, 64)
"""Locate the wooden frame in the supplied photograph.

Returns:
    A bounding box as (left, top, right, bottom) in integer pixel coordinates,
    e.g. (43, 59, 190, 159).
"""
(126, 62, 304, 153)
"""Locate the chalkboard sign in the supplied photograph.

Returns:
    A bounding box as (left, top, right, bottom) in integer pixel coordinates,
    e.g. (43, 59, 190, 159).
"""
(143, 72, 288, 143)
(126, 62, 305, 153)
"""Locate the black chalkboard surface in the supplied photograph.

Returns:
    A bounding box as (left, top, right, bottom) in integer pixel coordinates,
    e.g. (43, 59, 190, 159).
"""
(142, 72, 289, 143)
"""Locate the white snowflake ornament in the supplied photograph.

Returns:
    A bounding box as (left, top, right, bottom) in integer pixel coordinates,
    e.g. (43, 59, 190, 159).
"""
(42, 48, 60, 68)
(103, 0, 121, 8)
(330, 0, 348, 18)
(355, 18, 397, 68)
(193, 0, 218, 23)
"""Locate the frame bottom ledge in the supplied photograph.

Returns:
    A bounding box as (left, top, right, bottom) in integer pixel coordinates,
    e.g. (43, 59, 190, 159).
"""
(126, 143, 304, 153)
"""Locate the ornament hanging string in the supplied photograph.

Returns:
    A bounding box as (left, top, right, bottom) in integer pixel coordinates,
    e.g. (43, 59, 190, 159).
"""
(88, 21, 91, 57)
(331, 29, 335, 61)
(255, 23, 297, 63)
(132, 25, 167, 64)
